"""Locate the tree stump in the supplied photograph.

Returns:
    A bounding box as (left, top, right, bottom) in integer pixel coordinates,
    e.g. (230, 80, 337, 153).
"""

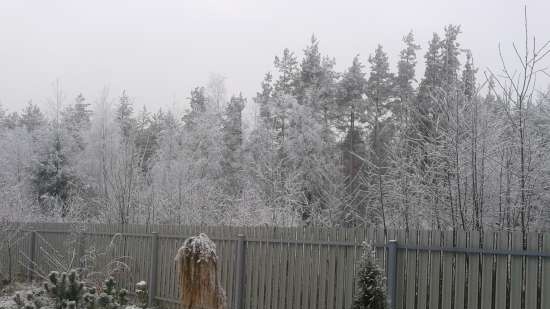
(175, 233, 226, 309)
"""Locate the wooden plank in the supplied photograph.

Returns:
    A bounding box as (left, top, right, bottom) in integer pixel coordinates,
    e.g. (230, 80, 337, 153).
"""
(343, 228, 357, 309)
(302, 228, 313, 309)
(404, 230, 418, 309)
(333, 228, 345, 309)
(541, 232, 550, 308)
(453, 230, 466, 309)
(287, 227, 296, 308)
(416, 230, 430, 309)
(318, 228, 329, 309)
(509, 232, 522, 309)
(266, 227, 277, 309)
(479, 231, 493, 309)
(295, 228, 311, 309)
(257, 227, 268, 309)
(221, 226, 231, 302)
(524, 232, 538, 309)
(466, 231, 484, 308)
(440, 231, 453, 309)
(308, 227, 321, 309)
(394, 229, 406, 309)
(279, 228, 291, 309)
(494, 231, 508, 309)
(375, 228, 386, 272)
(294, 227, 306, 309)
(244, 227, 255, 309)
(428, 231, 441, 309)
(326, 228, 337, 309)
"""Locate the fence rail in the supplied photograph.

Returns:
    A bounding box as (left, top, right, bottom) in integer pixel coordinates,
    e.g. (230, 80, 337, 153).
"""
(3, 223, 550, 309)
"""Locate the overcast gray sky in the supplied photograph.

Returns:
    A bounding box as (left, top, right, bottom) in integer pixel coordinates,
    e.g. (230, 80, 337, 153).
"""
(1, 0, 549, 114)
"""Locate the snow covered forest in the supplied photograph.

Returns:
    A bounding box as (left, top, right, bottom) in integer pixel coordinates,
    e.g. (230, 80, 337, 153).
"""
(1, 23, 550, 234)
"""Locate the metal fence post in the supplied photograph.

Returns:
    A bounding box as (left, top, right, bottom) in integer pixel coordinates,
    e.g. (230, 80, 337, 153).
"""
(148, 232, 159, 307)
(234, 234, 246, 309)
(28, 231, 36, 282)
(387, 240, 398, 309)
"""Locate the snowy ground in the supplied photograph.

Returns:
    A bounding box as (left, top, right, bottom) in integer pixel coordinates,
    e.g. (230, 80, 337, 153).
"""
(0, 282, 45, 309)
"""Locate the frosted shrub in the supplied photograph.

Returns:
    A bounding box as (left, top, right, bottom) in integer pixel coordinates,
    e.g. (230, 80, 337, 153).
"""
(175, 233, 226, 309)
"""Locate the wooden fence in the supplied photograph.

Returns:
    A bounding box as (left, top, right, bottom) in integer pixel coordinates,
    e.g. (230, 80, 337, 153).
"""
(2, 223, 550, 309)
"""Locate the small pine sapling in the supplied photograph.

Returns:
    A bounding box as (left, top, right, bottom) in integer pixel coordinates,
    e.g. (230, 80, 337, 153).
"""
(44, 270, 85, 309)
(82, 288, 98, 309)
(83, 276, 129, 309)
(352, 242, 387, 309)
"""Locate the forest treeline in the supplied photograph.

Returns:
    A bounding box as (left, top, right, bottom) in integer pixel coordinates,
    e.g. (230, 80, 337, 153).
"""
(1, 24, 550, 234)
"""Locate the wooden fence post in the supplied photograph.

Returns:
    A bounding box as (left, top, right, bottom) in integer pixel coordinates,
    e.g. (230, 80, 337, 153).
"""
(28, 231, 36, 282)
(387, 240, 398, 309)
(234, 234, 246, 309)
(148, 232, 159, 307)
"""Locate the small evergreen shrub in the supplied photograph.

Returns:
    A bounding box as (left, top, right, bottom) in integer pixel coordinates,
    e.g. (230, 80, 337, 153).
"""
(44, 270, 85, 309)
(43, 270, 130, 309)
(82, 276, 129, 309)
(352, 243, 387, 309)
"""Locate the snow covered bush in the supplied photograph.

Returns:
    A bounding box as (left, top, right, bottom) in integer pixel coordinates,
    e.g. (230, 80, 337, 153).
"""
(133, 282, 147, 309)
(352, 243, 387, 309)
(12, 290, 49, 309)
(175, 233, 226, 309)
(81, 276, 128, 309)
(44, 270, 84, 309)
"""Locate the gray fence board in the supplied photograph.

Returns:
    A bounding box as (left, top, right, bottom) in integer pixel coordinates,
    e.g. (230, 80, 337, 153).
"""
(525, 232, 538, 309)
(495, 231, 509, 309)
(466, 231, 480, 308)
(510, 232, 522, 309)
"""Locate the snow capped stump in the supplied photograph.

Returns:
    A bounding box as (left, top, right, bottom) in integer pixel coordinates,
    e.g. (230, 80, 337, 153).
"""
(175, 233, 226, 309)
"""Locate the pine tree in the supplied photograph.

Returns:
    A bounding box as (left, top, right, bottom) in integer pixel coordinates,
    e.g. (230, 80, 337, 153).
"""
(31, 130, 77, 217)
(255, 73, 274, 124)
(183, 87, 207, 130)
(416, 33, 442, 137)
(390, 31, 421, 231)
(20, 102, 47, 132)
(352, 243, 387, 309)
(222, 94, 246, 196)
(338, 56, 368, 224)
(274, 48, 299, 94)
(338, 55, 367, 133)
(395, 31, 420, 124)
(298, 35, 323, 96)
(440, 25, 462, 90)
(366, 45, 395, 230)
(0, 103, 5, 128)
(62, 94, 92, 151)
(135, 107, 161, 174)
(116, 91, 135, 142)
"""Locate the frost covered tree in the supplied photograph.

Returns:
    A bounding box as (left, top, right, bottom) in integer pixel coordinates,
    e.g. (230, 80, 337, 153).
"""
(2, 20, 550, 231)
